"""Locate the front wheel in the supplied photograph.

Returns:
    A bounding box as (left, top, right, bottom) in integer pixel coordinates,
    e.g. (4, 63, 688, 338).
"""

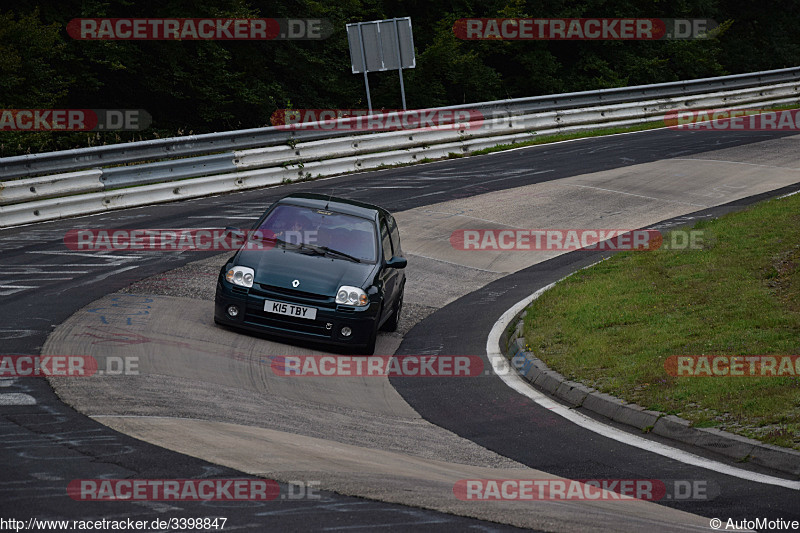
(359, 305, 381, 355)
(381, 286, 403, 332)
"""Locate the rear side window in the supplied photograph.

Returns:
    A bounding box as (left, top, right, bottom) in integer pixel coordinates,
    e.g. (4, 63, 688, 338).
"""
(380, 219, 393, 261)
(388, 216, 401, 255)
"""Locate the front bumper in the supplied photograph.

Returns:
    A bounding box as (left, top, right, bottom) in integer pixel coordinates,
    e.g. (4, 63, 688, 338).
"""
(214, 280, 379, 348)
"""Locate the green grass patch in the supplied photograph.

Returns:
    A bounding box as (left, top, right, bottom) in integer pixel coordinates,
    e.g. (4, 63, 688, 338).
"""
(522, 192, 800, 450)
(470, 120, 666, 156)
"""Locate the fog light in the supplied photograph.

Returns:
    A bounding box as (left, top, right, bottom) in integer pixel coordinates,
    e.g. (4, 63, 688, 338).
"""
(341, 326, 352, 337)
(227, 305, 240, 317)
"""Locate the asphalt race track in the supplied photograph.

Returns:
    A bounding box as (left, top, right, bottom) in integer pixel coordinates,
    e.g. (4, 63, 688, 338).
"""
(2, 126, 800, 531)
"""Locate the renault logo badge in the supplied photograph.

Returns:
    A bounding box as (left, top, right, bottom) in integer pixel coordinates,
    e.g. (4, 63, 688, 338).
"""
(292, 279, 300, 288)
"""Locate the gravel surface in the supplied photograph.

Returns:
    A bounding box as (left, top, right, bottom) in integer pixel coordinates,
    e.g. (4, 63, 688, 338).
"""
(52, 373, 520, 469)
(120, 252, 439, 337)
(99, 252, 519, 469)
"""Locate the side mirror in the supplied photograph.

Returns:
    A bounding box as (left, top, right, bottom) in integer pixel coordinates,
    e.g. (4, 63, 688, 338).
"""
(386, 256, 407, 269)
(225, 226, 246, 240)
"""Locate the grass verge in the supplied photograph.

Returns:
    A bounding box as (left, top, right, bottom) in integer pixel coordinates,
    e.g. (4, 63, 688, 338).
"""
(522, 192, 800, 450)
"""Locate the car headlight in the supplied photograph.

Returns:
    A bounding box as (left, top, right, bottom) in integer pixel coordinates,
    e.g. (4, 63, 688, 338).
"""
(336, 285, 368, 306)
(226, 266, 255, 288)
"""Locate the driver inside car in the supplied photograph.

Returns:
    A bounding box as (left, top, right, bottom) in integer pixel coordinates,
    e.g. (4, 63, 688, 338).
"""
(275, 213, 313, 245)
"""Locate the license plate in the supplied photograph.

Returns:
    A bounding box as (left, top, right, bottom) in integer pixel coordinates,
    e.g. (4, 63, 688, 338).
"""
(264, 299, 317, 320)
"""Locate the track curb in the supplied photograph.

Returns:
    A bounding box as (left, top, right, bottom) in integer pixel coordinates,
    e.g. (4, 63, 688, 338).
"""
(500, 301, 800, 478)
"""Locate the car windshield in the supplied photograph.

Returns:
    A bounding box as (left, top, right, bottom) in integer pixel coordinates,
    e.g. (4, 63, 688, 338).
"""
(256, 204, 377, 263)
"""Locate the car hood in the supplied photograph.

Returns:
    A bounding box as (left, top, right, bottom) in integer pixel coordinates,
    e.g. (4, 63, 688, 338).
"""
(237, 248, 374, 295)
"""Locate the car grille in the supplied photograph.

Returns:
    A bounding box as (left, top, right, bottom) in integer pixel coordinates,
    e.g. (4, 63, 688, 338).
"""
(251, 284, 333, 306)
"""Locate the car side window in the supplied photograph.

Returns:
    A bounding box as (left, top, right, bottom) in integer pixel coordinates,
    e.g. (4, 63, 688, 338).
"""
(380, 219, 393, 261)
(388, 216, 401, 255)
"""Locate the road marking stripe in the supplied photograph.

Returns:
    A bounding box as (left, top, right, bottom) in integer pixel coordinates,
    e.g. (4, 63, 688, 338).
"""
(26, 251, 143, 259)
(0, 393, 37, 406)
(671, 158, 800, 171)
(406, 253, 504, 274)
(2, 271, 89, 275)
(3, 264, 124, 267)
(187, 216, 260, 219)
(564, 183, 709, 207)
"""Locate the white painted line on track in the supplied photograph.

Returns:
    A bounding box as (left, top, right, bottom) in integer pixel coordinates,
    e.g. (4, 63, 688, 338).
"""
(0, 289, 30, 297)
(3, 278, 76, 283)
(187, 216, 260, 219)
(563, 183, 709, 207)
(6, 264, 126, 267)
(0, 393, 37, 406)
(486, 282, 800, 491)
(3, 271, 89, 275)
(407, 252, 505, 274)
(417, 209, 527, 228)
(671, 158, 800, 171)
(85, 265, 139, 283)
(26, 251, 143, 260)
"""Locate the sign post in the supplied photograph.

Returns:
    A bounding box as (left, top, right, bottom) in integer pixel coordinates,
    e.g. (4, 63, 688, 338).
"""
(346, 17, 415, 113)
(356, 23, 372, 112)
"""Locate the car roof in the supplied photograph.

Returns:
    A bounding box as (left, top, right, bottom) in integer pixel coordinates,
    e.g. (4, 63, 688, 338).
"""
(275, 192, 389, 220)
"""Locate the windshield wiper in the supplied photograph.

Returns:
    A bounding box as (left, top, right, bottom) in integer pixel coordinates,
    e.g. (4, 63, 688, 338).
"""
(318, 245, 362, 263)
(299, 243, 361, 263)
(277, 241, 362, 263)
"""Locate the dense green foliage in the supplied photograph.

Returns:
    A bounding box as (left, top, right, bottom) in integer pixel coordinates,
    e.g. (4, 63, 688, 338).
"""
(1, 0, 798, 156)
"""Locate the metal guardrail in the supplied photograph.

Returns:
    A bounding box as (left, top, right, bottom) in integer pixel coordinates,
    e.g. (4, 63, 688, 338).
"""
(233, 83, 800, 172)
(101, 153, 236, 189)
(2, 66, 800, 180)
(1, 68, 799, 227)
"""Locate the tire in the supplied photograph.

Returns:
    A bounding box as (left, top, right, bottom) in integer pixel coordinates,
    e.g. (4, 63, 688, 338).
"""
(359, 306, 381, 355)
(381, 286, 403, 333)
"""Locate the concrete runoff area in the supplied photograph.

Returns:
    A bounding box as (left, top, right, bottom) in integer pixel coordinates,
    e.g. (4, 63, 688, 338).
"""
(46, 295, 711, 531)
(45, 132, 800, 530)
(48, 295, 498, 463)
(396, 148, 800, 275)
(93, 417, 714, 533)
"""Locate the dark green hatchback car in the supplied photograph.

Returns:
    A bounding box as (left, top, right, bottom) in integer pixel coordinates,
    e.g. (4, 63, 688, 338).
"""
(214, 193, 407, 354)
